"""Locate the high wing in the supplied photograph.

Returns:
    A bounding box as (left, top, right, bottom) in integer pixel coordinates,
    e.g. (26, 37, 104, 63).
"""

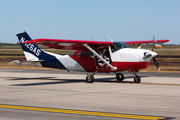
(124, 40, 169, 47)
(23, 38, 169, 50)
(23, 38, 112, 50)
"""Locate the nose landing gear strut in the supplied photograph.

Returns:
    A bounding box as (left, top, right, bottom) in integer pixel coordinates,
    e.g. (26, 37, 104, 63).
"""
(134, 73, 141, 83)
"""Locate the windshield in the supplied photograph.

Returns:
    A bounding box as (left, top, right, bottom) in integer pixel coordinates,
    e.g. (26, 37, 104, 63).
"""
(112, 42, 130, 51)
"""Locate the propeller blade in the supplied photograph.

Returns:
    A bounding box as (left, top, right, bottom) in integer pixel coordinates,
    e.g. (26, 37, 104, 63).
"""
(153, 57, 160, 71)
(152, 35, 155, 51)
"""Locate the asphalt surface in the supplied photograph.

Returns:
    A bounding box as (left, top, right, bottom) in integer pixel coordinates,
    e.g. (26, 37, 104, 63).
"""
(0, 68, 180, 120)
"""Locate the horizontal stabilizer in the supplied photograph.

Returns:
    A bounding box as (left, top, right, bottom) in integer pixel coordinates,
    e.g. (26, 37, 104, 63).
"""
(7, 60, 44, 67)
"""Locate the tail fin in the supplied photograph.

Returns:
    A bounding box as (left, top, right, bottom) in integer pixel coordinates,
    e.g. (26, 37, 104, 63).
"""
(17, 32, 54, 61)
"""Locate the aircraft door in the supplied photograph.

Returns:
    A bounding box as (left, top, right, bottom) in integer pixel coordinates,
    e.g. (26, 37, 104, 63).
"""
(76, 51, 97, 71)
(96, 48, 112, 69)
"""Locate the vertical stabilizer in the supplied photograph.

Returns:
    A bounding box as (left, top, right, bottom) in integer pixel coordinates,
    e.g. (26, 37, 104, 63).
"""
(17, 32, 54, 61)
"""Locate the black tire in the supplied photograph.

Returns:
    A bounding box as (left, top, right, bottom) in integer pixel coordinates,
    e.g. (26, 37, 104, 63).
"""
(134, 75, 141, 83)
(116, 73, 124, 81)
(86, 74, 94, 83)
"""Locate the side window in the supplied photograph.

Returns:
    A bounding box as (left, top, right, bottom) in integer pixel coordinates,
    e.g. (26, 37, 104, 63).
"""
(77, 51, 84, 57)
(85, 51, 93, 57)
(69, 51, 75, 56)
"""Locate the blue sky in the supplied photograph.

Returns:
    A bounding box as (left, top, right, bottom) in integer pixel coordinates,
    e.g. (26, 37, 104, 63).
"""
(0, 0, 179, 44)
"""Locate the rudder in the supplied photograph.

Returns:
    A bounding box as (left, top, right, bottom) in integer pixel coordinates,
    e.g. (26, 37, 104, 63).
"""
(17, 32, 54, 61)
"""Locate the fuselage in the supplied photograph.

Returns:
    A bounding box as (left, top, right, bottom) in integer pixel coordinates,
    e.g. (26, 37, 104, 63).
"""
(46, 46, 157, 73)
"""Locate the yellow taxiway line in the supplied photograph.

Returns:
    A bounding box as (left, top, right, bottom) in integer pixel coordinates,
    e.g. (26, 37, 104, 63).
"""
(0, 104, 165, 120)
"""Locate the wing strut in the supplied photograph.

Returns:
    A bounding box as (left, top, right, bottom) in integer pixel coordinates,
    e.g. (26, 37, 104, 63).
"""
(83, 44, 117, 71)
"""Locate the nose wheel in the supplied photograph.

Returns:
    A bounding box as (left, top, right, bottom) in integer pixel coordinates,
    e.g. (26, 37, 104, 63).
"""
(134, 74, 141, 83)
(116, 73, 124, 81)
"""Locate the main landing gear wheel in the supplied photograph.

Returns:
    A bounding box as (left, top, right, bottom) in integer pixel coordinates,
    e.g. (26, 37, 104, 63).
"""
(86, 74, 94, 83)
(134, 74, 141, 83)
(116, 73, 124, 82)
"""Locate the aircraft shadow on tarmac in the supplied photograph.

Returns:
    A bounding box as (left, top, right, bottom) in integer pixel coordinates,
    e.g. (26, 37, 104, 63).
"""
(7, 77, 56, 81)
(7, 76, 148, 86)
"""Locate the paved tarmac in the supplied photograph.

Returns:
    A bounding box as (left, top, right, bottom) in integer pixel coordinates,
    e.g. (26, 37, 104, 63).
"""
(0, 68, 180, 120)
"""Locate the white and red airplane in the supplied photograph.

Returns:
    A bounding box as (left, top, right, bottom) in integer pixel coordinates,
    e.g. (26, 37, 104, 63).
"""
(9, 32, 169, 83)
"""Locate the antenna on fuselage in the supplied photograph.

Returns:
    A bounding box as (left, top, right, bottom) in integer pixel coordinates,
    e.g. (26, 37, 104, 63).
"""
(106, 33, 113, 42)
(89, 36, 95, 41)
(103, 37, 107, 42)
(137, 45, 142, 49)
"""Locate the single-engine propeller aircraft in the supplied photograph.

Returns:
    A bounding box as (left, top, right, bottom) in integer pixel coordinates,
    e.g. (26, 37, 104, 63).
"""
(9, 32, 169, 83)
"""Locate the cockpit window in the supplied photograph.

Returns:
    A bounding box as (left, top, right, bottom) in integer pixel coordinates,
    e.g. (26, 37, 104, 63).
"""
(112, 42, 130, 51)
(85, 51, 93, 57)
